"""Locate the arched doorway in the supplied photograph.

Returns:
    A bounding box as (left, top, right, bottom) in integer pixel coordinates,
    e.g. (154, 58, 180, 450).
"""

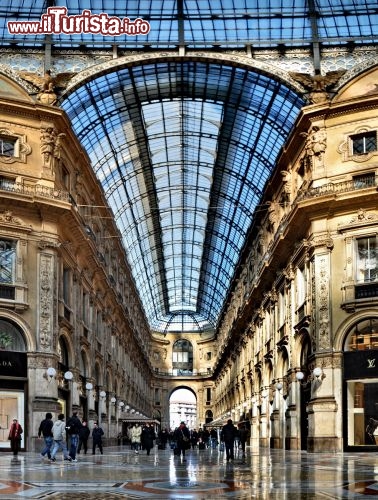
(169, 387, 197, 430)
(297, 331, 312, 451)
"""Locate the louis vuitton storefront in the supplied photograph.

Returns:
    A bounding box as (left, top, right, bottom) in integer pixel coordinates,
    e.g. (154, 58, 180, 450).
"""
(343, 317, 378, 451)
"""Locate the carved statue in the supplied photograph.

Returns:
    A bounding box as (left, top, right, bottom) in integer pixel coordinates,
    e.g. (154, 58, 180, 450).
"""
(18, 70, 76, 105)
(289, 71, 346, 104)
(40, 127, 56, 166)
(300, 126, 327, 158)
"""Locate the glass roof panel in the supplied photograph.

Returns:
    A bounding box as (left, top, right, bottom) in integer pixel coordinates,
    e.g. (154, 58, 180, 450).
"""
(1, 1, 376, 48)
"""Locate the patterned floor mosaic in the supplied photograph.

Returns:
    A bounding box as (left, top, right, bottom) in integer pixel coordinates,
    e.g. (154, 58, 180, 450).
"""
(0, 446, 376, 498)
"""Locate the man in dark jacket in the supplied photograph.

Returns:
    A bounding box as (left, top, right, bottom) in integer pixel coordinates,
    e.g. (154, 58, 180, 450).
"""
(92, 421, 104, 455)
(220, 419, 238, 462)
(38, 412, 54, 460)
(77, 420, 90, 454)
(66, 411, 82, 461)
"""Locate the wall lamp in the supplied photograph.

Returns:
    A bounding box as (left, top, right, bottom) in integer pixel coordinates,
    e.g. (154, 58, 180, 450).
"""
(64, 370, 73, 381)
(44, 367, 57, 382)
(296, 367, 325, 386)
(99, 390, 107, 399)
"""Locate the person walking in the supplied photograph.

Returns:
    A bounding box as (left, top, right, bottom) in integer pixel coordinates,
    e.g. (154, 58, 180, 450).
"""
(174, 421, 190, 461)
(157, 428, 169, 450)
(238, 422, 250, 459)
(66, 411, 82, 461)
(129, 423, 142, 454)
(210, 427, 218, 448)
(8, 418, 23, 456)
(50, 414, 72, 462)
(77, 420, 90, 454)
(220, 419, 238, 462)
(92, 422, 104, 455)
(38, 412, 53, 460)
(141, 423, 156, 456)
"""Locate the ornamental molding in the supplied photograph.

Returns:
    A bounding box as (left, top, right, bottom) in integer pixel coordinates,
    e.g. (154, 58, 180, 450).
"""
(64, 51, 305, 96)
(0, 210, 32, 231)
(338, 209, 378, 232)
(0, 127, 32, 164)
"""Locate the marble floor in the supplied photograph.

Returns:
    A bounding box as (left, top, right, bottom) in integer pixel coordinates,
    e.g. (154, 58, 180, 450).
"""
(0, 444, 377, 499)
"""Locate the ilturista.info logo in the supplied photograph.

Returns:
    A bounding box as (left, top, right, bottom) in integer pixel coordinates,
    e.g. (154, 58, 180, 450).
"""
(7, 7, 151, 36)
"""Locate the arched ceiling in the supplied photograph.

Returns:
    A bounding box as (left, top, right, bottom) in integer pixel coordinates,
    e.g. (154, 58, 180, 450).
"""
(1, 1, 376, 334)
(61, 61, 303, 333)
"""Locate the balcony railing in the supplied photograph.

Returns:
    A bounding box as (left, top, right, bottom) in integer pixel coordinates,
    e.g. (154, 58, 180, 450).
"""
(0, 179, 70, 202)
(296, 176, 378, 202)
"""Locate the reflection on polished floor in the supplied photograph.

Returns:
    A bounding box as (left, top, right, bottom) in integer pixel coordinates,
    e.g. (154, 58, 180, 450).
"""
(0, 444, 377, 499)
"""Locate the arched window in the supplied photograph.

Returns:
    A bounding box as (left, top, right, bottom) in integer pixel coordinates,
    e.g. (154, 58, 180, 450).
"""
(344, 317, 378, 351)
(172, 339, 193, 374)
(57, 336, 69, 367)
(0, 319, 26, 351)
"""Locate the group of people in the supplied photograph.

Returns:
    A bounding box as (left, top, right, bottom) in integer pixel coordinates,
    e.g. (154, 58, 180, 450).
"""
(168, 419, 250, 462)
(38, 412, 104, 462)
(10, 414, 248, 463)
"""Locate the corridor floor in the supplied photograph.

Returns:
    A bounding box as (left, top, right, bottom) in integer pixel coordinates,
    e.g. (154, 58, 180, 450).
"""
(0, 444, 376, 499)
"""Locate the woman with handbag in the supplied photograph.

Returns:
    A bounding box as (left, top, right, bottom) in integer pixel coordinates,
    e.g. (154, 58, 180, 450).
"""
(8, 418, 23, 456)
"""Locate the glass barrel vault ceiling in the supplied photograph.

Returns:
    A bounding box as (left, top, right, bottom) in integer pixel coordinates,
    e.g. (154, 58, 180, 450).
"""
(2, 1, 376, 333)
(62, 62, 303, 333)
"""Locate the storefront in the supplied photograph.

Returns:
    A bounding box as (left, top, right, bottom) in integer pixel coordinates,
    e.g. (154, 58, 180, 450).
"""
(0, 351, 27, 450)
(344, 317, 378, 451)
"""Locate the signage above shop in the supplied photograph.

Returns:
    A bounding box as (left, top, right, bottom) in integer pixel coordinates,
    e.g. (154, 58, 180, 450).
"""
(344, 350, 378, 379)
(0, 351, 27, 378)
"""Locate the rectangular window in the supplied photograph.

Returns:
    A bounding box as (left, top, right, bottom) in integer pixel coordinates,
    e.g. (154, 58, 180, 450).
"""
(278, 288, 285, 326)
(296, 267, 305, 306)
(0, 240, 16, 284)
(356, 236, 378, 283)
(172, 352, 189, 363)
(0, 136, 17, 157)
(63, 268, 71, 304)
(351, 131, 377, 155)
(206, 387, 211, 401)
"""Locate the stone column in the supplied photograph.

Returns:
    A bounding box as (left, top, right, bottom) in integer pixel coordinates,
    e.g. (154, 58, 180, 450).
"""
(306, 235, 341, 452)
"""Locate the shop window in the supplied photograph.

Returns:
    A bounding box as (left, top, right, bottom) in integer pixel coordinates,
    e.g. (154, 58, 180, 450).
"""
(351, 131, 377, 155)
(346, 380, 378, 447)
(0, 319, 26, 351)
(344, 318, 378, 448)
(0, 391, 24, 447)
(346, 318, 378, 351)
